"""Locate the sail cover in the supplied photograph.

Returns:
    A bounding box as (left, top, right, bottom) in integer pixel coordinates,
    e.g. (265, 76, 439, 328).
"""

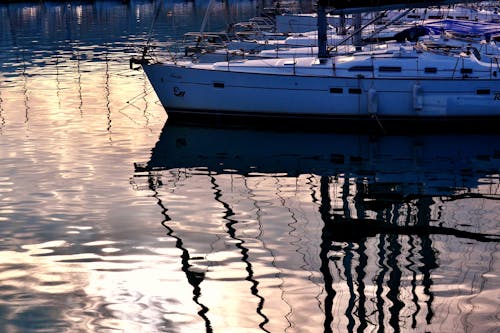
(326, 1, 480, 13)
(424, 19, 500, 40)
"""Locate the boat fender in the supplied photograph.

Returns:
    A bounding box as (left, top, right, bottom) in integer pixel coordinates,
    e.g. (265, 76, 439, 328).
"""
(368, 88, 378, 114)
(413, 83, 423, 111)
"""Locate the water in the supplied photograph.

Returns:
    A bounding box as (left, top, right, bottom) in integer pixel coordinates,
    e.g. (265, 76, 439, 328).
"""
(0, 1, 499, 332)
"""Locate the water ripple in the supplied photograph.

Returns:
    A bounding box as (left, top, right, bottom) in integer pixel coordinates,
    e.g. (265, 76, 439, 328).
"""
(1, 1, 499, 332)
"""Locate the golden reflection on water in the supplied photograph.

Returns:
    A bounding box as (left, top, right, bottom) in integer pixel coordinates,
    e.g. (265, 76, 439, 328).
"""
(1, 53, 499, 330)
(0, 240, 209, 332)
(0, 1, 499, 332)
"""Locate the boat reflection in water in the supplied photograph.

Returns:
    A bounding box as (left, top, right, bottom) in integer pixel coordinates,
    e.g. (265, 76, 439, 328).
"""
(133, 123, 500, 333)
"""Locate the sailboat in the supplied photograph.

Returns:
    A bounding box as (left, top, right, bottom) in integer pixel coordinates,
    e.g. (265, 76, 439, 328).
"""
(138, 0, 500, 132)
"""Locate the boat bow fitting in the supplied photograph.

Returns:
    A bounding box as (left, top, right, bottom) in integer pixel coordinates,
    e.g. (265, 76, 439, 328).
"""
(130, 46, 151, 70)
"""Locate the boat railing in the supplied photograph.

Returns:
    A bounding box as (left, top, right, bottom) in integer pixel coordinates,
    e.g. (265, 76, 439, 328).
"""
(155, 32, 232, 62)
(129, 40, 178, 69)
(183, 32, 230, 53)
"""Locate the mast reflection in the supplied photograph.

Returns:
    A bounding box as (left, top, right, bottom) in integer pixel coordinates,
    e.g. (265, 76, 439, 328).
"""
(144, 173, 214, 332)
(0, 91, 4, 134)
(134, 123, 500, 332)
(209, 174, 271, 332)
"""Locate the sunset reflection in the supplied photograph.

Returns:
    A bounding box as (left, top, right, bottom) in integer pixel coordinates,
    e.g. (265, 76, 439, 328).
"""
(0, 1, 498, 332)
(0, 239, 208, 332)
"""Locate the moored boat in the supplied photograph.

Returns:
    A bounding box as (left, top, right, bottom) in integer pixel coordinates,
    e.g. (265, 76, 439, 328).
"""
(138, 0, 500, 132)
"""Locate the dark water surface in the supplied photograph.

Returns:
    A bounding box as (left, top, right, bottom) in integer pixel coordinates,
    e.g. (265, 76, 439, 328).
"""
(0, 1, 499, 332)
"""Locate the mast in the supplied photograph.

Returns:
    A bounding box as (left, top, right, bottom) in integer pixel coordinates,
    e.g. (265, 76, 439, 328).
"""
(200, 0, 216, 34)
(352, 12, 362, 48)
(317, 0, 329, 59)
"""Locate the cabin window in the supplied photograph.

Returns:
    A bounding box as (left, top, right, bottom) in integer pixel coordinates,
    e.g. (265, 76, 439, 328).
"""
(461, 68, 473, 74)
(348, 66, 373, 72)
(379, 66, 402, 72)
(424, 67, 437, 74)
(428, 15, 443, 19)
(329, 87, 343, 94)
(476, 89, 490, 95)
(213, 82, 224, 88)
(348, 88, 362, 95)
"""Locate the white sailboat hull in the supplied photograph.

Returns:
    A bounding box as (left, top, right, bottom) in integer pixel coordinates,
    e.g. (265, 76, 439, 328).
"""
(143, 60, 500, 129)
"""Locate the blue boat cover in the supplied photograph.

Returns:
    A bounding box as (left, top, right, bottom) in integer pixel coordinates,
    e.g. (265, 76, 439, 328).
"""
(424, 19, 500, 40)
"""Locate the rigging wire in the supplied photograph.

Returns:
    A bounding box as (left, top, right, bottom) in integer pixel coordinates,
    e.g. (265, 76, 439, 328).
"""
(146, 0, 163, 48)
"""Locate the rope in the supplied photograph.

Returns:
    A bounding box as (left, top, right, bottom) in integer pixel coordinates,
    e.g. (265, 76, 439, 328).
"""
(372, 113, 387, 135)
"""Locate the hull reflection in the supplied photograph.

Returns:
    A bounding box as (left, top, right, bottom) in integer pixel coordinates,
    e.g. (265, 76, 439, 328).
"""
(140, 124, 500, 197)
(133, 124, 500, 332)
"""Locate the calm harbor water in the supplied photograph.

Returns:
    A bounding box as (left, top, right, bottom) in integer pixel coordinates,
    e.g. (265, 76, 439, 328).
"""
(0, 1, 499, 332)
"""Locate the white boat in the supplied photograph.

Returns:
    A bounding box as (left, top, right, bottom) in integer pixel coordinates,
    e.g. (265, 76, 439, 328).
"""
(276, 3, 500, 33)
(388, 3, 500, 22)
(139, 0, 500, 131)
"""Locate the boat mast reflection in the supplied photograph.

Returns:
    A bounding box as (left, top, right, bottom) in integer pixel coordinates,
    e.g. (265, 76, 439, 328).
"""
(209, 174, 271, 332)
(0, 90, 4, 134)
(144, 174, 214, 332)
(318, 176, 336, 333)
(10, 16, 31, 126)
(134, 123, 500, 332)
